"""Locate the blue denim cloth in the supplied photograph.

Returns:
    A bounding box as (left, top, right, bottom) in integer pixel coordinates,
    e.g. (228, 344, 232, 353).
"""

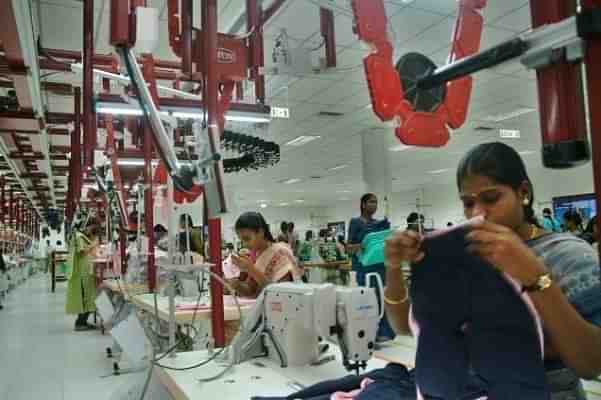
(410, 227, 550, 400)
(252, 363, 416, 400)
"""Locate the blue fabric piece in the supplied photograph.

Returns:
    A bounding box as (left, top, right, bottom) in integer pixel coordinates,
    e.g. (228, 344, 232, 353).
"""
(251, 363, 415, 400)
(410, 227, 550, 400)
(348, 218, 391, 271)
(359, 229, 393, 267)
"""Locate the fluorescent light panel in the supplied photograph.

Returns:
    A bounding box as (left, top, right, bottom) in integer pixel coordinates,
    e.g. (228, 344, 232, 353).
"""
(389, 144, 412, 152)
(482, 107, 535, 123)
(281, 178, 302, 185)
(96, 102, 271, 123)
(327, 164, 348, 171)
(429, 168, 450, 174)
(285, 136, 321, 147)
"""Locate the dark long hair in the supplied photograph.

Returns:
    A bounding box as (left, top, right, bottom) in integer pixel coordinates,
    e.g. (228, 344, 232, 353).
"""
(235, 212, 275, 242)
(360, 193, 377, 215)
(456, 142, 539, 226)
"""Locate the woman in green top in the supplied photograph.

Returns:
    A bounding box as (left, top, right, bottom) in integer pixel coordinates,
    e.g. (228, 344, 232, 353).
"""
(65, 220, 101, 331)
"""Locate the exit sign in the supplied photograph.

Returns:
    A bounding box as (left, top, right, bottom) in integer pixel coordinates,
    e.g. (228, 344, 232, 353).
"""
(499, 129, 521, 139)
(271, 106, 290, 119)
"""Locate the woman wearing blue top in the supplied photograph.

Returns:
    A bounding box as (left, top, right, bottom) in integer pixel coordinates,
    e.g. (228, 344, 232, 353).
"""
(385, 142, 601, 398)
(347, 193, 395, 342)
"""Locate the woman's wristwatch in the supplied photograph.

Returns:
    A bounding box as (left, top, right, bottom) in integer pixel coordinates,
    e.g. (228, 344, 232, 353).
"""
(522, 273, 553, 293)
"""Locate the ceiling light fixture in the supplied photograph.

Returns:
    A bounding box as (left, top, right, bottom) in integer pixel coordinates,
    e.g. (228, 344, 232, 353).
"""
(295, 199, 305, 203)
(327, 164, 348, 171)
(260, 203, 268, 209)
(519, 150, 536, 156)
(389, 144, 412, 152)
(284, 136, 321, 147)
(482, 107, 536, 123)
(429, 168, 451, 174)
(279, 202, 290, 207)
(96, 102, 271, 123)
(281, 178, 302, 185)
(117, 159, 161, 167)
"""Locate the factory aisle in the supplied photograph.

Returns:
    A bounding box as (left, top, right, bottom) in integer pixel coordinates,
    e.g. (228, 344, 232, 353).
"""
(0, 274, 146, 400)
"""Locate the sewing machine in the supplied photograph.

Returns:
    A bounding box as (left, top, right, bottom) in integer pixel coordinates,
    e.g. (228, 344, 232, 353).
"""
(230, 280, 383, 374)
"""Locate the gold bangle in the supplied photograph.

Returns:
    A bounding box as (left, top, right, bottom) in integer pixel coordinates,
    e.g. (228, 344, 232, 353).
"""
(383, 291, 408, 305)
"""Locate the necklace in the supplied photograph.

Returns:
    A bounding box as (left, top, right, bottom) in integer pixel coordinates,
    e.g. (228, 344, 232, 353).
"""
(529, 224, 539, 240)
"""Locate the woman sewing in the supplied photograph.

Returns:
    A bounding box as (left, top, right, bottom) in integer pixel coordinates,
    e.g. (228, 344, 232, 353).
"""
(384, 142, 601, 397)
(65, 219, 101, 331)
(229, 212, 303, 298)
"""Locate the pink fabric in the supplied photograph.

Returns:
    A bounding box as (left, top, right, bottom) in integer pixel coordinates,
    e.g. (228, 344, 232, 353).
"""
(222, 255, 241, 279)
(329, 378, 374, 400)
(254, 242, 303, 282)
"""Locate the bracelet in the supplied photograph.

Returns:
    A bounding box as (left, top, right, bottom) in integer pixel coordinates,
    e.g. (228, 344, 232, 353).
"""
(383, 290, 409, 305)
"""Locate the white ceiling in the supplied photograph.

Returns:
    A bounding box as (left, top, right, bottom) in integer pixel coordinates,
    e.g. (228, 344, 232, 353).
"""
(34, 0, 584, 211)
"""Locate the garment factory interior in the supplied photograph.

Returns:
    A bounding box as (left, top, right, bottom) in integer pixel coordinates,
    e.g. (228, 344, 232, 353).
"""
(1, 0, 601, 399)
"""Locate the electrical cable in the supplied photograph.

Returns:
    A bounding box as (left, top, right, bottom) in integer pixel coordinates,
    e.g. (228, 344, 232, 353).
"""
(152, 267, 243, 377)
(310, 39, 326, 52)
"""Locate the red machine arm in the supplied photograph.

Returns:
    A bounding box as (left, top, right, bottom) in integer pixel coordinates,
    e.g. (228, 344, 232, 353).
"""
(352, 0, 487, 147)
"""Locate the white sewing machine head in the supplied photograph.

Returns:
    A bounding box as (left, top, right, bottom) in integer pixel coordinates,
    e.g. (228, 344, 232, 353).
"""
(230, 281, 381, 374)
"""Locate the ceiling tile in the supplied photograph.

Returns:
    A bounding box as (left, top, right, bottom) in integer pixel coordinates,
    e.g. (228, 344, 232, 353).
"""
(489, 5, 531, 33)
(389, 7, 448, 45)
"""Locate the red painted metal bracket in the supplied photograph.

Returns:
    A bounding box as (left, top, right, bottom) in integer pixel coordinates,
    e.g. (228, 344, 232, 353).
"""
(351, 0, 486, 147)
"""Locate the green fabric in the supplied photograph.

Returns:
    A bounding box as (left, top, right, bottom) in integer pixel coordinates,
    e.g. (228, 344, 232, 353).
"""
(65, 232, 97, 315)
(358, 229, 393, 267)
(298, 241, 313, 262)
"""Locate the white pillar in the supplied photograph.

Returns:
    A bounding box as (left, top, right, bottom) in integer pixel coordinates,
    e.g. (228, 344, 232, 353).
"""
(361, 129, 392, 218)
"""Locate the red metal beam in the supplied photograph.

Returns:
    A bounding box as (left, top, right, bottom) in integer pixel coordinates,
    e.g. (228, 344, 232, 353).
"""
(181, 0, 194, 75)
(320, 7, 337, 68)
(83, 0, 96, 172)
(0, 2, 34, 111)
(203, 0, 226, 348)
(20, 172, 48, 179)
(581, 0, 601, 267)
(261, 0, 286, 24)
(41, 48, 182, 70)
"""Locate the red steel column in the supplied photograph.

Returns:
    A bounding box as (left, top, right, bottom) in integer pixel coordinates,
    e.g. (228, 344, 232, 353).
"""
(83, 0, 96, 172)
(581, 0, 601, 266)
(203, 0, 225, 347)
(74, 87, 83, 203)
(320, 8, 337, 68)
(0, 177, 4, 224)
(247, 0, 265, 103)
(141, 55, 158, 292)
(181, 0, 193, 75)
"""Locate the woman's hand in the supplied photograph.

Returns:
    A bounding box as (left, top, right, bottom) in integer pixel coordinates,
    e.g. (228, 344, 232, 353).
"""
(231, 254, 254, 272)
(346, 243, 362, 255)
(384, 230, 425, 268)
(466, 220, 548, 286)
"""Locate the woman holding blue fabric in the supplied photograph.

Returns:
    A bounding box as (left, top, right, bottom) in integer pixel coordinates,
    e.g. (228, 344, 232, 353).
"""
(347, 193, 395, 343)
(384, 142, 601, 398)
